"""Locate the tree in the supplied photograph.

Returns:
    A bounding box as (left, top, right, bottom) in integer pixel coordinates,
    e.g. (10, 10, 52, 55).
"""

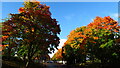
(85, 16, 120, 63)
(52, 48, 63, 61)
(63, 26, 87, 64)
(0, 23, 2, 56)
(2, 1, 61, 67)
(63, 16, 120, 65)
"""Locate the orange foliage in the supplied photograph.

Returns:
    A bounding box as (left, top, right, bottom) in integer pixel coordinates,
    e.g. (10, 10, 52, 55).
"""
(93, 37, 99, 40)
(56, 48, 63, 59)
(87, 16, 118, 31)
(63, 16, 119, 50)
(18, 7, 25, 13)
(52, 48, 63, 60)
(2, 36, 9, 41)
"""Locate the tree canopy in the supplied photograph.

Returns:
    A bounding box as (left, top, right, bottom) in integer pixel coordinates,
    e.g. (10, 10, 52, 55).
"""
(2, 1, 61, 67)
(53, 16, 120, 65)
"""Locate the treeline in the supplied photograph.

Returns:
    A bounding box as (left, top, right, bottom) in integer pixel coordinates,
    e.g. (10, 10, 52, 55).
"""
(52, 16, 120, 67)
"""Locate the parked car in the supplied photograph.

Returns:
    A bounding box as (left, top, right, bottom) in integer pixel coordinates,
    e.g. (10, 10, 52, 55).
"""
(46, 61, 54, 63)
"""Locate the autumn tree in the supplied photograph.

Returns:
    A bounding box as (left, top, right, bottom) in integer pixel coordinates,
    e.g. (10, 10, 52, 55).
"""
(85, 16, 120, 63)
(2, 1, 60, 67)
(63, 16, 120, 65)
(63, 26, 87, 64)
(0, 24, 1, 68)
(52, 48, 63, 61)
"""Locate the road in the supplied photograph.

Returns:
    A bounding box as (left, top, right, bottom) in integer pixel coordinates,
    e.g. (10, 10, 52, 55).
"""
(44, 63, 66, 68)
(44, 63, 83, 68)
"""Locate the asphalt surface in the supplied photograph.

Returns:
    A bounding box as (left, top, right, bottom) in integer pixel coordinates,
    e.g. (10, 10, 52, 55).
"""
(44, 63, 84, 68)
(44, 63, 66, 68)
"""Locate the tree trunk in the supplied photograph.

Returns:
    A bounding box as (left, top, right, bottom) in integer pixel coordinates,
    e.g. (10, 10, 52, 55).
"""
(25, 56, 32, 68)
(25, 61, 29, 68)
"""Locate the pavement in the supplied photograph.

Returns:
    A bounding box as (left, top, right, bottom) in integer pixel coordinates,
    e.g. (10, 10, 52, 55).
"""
(44, 63, 66, 68)
(43, 63, 84, 68)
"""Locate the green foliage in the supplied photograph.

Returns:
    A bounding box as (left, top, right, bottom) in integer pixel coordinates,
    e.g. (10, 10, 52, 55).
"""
(100, 40, 114, 48)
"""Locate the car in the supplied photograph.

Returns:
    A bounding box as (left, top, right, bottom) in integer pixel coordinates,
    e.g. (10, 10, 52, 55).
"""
(46, 61, 54, 63)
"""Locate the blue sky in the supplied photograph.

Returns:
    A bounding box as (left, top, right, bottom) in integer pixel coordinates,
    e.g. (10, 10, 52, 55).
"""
(1, 2, 118, 39)
(1, 2, 118, 57)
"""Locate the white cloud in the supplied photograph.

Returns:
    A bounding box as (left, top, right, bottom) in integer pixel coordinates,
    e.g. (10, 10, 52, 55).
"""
(110, 13, 118, 21)
(111, 13, 118, 18)
(49, 39, 67, 58)
(90, 18, 94, 22)
(58, 39, 67, 49)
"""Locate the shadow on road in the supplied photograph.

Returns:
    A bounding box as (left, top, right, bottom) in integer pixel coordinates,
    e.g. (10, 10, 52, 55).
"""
(44, 63, 85, 68)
